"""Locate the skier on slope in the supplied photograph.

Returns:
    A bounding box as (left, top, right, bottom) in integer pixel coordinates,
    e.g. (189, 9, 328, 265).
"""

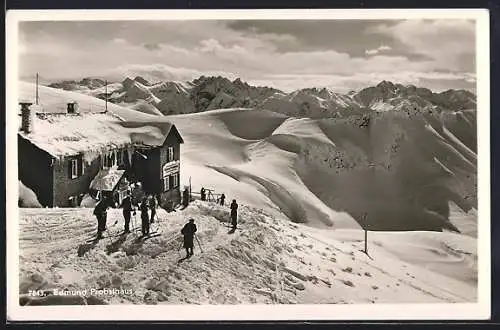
(149, 194, 157, 224)
(93, 197, 110, 239)
(121, 191, 133, 233)
(219, 193, 226, 206)
(200, 187, 206, 201)
(230, 199, 238, 230)
(181, 218, 197, 257)
(140, 197, 150, 236)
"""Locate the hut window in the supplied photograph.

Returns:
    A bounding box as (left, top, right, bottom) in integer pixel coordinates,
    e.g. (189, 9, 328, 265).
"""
(168, 146, 174, 162)
(69, 157, 84, 179)
(163, 175, 170, 192)
(172, 173, 178, 188)
(70, 159, 79, 179)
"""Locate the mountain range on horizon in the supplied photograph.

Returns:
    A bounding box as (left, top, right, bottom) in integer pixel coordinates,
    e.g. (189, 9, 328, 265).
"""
(45, 75, 477, 119)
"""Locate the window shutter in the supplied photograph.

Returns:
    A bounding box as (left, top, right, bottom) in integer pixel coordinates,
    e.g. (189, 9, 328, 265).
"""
(68, 160, 73, 179)
(80, 158, 85, 175)
(163, 176, 170, 192)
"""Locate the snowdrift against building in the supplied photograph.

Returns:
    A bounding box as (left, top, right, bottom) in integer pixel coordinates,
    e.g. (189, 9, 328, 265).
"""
(18, 181, 41, 208)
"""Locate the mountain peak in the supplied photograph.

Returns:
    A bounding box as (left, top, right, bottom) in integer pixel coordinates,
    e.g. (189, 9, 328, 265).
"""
(376, 80, 395, 89)
(133, 76, 151, 86)
(122, 77, 134, 85)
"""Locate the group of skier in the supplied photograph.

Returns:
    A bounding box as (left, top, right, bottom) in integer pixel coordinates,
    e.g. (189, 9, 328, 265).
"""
(199, 187, 238, 230)
(93, 185, 240, 259)
(93, 191, 158, 239)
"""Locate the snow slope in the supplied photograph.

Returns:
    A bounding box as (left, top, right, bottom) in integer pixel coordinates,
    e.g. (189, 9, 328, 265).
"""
(19, 201, 476, 305)
(162, 108, 476, 232)
(19, 82, 159, 121)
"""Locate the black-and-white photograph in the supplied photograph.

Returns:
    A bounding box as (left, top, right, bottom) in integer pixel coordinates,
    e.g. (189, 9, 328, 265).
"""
(6, 9, 490, 320)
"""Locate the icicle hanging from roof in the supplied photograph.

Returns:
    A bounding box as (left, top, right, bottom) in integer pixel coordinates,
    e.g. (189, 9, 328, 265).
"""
(127, 146, 134, 165)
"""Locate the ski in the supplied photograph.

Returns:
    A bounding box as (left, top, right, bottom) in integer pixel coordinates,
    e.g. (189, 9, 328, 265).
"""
(85, 235, 112, 243)
(148, 225, 163, 236)
(134, 231, 162, 241)
(143, 232, 162, 240)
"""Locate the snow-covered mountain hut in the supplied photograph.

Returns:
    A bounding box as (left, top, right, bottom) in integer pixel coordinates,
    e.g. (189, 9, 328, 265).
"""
(17, 101, 184, 209)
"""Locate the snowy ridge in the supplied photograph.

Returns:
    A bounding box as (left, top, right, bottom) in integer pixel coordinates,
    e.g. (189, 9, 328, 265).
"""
(164, 108, 476, 232)
(45, 76, 476, 119)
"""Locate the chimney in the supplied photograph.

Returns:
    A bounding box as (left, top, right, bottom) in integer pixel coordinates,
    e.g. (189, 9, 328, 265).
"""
(67, 101, 78, 114)
(19, 102, 34, 133)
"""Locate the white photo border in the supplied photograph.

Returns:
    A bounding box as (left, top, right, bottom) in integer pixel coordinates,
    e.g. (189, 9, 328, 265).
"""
(5, 8, 491, 321)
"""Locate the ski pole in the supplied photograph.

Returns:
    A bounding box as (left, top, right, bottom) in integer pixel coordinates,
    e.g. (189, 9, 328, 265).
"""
(132, 211, 138, 236)
(194, 234, 203, 253)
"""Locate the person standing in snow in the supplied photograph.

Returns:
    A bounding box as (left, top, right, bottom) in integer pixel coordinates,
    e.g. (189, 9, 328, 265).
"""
(93, 197, 110, 239)
(140, 197, 150, 236)
(182, 187, 190, 208)
(220, 193, 226, 206)
(121, 192, 133, 233)
(181, 218, 197, 257)
(149, 195, 157, 224)
(230, 199, 238, 230)
(200, 187, 206, 201)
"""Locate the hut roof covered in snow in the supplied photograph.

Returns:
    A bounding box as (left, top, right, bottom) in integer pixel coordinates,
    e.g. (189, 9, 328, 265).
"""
(18, 111, 182, 158)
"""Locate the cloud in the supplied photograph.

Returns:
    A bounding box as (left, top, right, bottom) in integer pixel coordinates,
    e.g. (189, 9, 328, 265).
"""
(143, 43, 161, 51)
(113, 38, 126, 44)
(365, 45, 392, 56)
(18, 20, 476, 93)
(105, 63, 238, 83)
(248, 70, 475, 93)
(372, 19, 475, 71)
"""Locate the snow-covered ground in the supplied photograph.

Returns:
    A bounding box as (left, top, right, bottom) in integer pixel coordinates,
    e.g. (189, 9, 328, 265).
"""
(19, 201, 476, 305)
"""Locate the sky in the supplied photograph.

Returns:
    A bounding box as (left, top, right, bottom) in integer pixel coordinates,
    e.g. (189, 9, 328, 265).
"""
(18, 19, 476, 93)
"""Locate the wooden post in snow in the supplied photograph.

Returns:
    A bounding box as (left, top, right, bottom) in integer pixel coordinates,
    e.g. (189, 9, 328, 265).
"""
(35, 73, 39, 105)
(189, 176, 192, 202)
(364, 229, 368, 255)
(362, 212, 369, 256)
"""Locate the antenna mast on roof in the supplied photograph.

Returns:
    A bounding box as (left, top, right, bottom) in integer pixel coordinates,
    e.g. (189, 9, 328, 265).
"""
(35, 73, 39, 105)
(105, 80, 108, 112)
